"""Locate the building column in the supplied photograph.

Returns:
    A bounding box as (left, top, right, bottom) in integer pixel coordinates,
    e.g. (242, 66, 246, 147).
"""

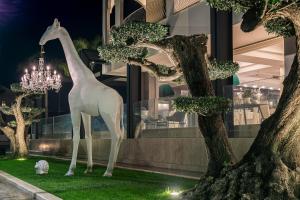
(141, 72, 158, 118)
(115, 0, 124, 26)
(165, 0, 174, 19)
(210, 8, 234, 136)
(127, 65, 141, 138)
(210, 8, 233, 92)
(102, 0, 111, 45)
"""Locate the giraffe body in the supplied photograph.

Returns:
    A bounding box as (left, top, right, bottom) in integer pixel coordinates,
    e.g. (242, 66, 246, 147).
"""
(39, 19, 124, 177)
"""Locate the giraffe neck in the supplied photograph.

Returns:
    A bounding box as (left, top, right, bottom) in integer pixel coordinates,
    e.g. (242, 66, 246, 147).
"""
(58, 28, 95, 83)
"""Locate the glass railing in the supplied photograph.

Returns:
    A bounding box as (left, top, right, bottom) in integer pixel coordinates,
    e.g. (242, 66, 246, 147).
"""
(133, 98, 198, 129)
(32, 114, 72, 139)
(31, 106, 127, 139)
(133, 82, 281, 138)
(223, 84, 281, 137)
(31, 83, 282, 139)
(132, 97, 199, 138)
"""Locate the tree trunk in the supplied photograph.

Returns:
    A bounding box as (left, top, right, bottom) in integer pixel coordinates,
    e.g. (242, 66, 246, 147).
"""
(15, 123, 28, 157)
(170, 35, 236, 177)
(0, 126, 16, 155)
(182, 8, 300, 200)
(13, 97, 28, 158)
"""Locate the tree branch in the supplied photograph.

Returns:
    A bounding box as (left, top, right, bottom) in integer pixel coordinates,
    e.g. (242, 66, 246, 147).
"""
(128, 58, 182, 82)
(0, 104, 14, 116)
(260, 0, 270, 19)
(0, 126, 15, 141)
(135, 41, 180, 71)
(263, 1, 297, 22)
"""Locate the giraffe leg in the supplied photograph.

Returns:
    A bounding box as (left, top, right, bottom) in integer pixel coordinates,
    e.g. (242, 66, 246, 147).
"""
(65, 110, 81, 176)
(102, 114, 121, 177)
(82, 113, 93, 174)
(112, 106, 123, 165)
(113, 135, 122, 165)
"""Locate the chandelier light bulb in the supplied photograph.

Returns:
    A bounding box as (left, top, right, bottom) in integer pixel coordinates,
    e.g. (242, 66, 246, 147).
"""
(46, 65, 50, 70)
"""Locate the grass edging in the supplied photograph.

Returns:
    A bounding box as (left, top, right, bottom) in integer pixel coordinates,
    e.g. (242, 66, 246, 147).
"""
(0, 170, 62, 200)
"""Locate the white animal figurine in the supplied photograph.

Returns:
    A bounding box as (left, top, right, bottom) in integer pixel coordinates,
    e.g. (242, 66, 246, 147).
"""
(35, 160, 49, 175)
(39, 19, 124, 177)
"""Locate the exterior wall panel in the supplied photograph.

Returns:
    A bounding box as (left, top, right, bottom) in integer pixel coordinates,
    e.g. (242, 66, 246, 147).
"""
(30, 137, 254, 173)
(146, 0, 165, 22)
(174, 0, 199, 13)
(163, 2, 210, 36)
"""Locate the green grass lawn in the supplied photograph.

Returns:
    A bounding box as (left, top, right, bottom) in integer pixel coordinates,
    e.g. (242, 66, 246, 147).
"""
(0, 157, 197, 200)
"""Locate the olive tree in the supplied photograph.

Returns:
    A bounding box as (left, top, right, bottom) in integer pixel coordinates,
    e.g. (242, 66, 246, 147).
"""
(0, 83, 44, 158)
(179, 0, 300, 199)
(98, 21, 239, 177)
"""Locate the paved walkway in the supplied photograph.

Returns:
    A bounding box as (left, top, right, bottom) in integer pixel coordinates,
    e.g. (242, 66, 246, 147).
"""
(0, 180, 32, 200)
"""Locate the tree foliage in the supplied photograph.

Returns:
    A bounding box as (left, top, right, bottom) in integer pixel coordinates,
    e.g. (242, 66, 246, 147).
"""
(209, 59, 239, 81)
(110, 22, 168, 45)
(265, 17, 295, 37)
(98, 44, 148, 63)
(208, 0, 298, 37)
(74, 36, 102, 51)
(206, 0, 254, 13)
(173, 96, 231, 116)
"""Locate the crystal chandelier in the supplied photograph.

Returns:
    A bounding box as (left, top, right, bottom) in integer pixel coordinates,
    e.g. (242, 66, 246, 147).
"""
(21, 46, 61, 93)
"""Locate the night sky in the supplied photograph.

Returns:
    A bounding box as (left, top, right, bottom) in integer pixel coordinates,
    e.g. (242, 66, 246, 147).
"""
(0, 0, 140, 87)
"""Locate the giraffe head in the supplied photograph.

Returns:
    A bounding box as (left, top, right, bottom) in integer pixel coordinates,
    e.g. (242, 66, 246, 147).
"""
(39, 18, 61, 45)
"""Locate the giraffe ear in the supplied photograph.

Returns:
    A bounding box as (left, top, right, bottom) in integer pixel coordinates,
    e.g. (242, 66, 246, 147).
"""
(53, 18, 60, 28)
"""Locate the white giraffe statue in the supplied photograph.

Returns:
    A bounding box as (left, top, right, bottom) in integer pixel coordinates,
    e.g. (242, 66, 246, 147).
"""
(39, 19, 124, 177)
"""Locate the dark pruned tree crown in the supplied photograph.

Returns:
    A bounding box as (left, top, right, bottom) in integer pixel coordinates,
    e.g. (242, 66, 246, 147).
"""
(111, 22, 168, 45)
(206, 0, 254, 13)
(173, 96, 231, 116)
(98, 22, 168, 63)
(208, 0, 296, 37)
(98, 44, 148, 63)
(265, 17, 295, 37)
(209, 59, 239, 81)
